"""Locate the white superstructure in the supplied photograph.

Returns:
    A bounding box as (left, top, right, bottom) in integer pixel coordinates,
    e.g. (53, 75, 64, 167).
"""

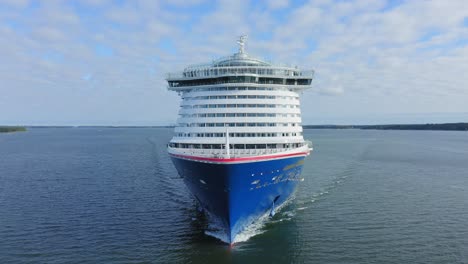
(167, 36, 313, 159)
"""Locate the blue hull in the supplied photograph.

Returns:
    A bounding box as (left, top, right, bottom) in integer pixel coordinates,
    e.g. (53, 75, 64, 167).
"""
(170, 155, 306, 243)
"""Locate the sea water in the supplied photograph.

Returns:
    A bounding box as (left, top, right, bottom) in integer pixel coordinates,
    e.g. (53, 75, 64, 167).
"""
(1, 128, 467, 263)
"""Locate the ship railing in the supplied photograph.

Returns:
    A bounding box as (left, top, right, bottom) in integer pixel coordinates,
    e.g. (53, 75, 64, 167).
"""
(209, 54, 270, 66)
(184, 54, 272, 69)
(166, 67, 314, 80)
(168, 146, 305, 158)
(186, 54, 304, 69)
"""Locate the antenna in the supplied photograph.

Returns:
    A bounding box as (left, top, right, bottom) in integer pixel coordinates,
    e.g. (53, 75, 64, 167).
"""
(237, 35, 247, 54)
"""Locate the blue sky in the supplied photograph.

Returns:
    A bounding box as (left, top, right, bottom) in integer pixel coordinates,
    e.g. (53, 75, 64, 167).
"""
(1, 0, 467, 125)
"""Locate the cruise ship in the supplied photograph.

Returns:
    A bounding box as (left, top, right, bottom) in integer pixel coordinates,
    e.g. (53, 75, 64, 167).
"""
(166, 36, 313, 244)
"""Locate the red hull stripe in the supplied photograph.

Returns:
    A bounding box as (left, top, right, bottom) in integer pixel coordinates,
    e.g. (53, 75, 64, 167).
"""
(169, 151, 309, 163)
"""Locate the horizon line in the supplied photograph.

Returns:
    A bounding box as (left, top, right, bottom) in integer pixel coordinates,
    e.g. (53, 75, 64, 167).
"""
(2, 122, 468, 128)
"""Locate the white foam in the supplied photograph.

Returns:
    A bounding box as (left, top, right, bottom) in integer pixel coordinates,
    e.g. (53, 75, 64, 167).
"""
(203, 211, 230, 243)
(232, 213, 269, 243)
(232, 196, 296, 244)
(200, 195, 298, 244)
(204, 229, 229, 243)
(269, 217, 292, 224)
(282, 211, 296, 217)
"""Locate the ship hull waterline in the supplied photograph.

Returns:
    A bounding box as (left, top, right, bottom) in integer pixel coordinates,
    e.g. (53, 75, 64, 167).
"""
(169, 152, 308, 244)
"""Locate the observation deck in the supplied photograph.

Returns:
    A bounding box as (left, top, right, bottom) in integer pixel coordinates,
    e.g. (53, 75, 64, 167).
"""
(166, 42, 314, 91)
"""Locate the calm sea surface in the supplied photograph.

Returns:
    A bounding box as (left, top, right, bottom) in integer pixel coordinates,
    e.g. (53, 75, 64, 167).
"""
(1, 128, 467, 263)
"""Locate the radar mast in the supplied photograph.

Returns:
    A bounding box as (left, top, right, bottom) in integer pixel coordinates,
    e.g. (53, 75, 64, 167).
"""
(237, 35, 247, 54)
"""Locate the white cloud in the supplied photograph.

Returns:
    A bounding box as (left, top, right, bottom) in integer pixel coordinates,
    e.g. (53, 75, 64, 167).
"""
(267, 0, 289, 9)
(33, 26, 66, 42)
(318, 86, 344, 96)
(80, 0, 111, 7)
(1, 0, 468, 125)
(1, 0, 29, 9)
(163, 0, 206, 7)
(105, 6, 141, 24)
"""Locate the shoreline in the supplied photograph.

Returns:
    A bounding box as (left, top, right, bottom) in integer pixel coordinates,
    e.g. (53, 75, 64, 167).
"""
(302, 123, 468, 131)
(0, 126, 26, 133)
(2, 123, 467, 132)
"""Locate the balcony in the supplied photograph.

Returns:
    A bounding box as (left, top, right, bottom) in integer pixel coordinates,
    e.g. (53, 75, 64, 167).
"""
(166, 66, 314, 80)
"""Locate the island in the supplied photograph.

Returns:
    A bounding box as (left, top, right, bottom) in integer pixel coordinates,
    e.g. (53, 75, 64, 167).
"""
(0, 126, 27, 133)
(303, 123, 468, 131)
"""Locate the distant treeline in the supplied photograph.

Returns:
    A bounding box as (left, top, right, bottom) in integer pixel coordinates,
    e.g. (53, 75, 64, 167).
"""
(27, 126, 175, 128)
(0, 126, 26, 133)
(3, 124, 467, 132)
(303, 123, 468, 131)
(303, 125, 355, 129)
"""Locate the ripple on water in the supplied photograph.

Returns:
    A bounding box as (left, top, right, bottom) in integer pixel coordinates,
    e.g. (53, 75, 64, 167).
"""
(1, 128, 468, 264)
